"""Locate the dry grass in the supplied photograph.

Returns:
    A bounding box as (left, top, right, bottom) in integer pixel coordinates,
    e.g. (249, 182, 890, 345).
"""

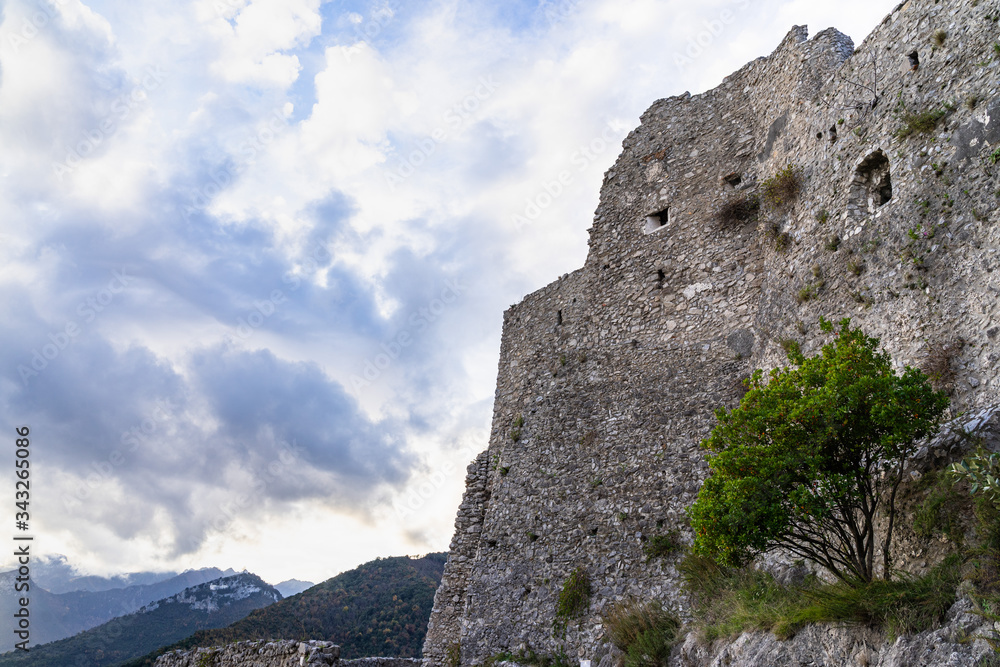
(715, 193, 761, 229)
(602, 599, 681, 667)
(920, 338, 964, 390)
(762, 165, 803, 209)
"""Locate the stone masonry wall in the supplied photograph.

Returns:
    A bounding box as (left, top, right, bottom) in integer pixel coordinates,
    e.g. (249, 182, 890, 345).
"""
(424, 0, 1000, 664)
(154, 640, 340, 667)
(154, 641, 423, 667)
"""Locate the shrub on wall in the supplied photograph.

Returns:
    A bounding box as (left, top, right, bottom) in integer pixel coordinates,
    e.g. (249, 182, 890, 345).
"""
(761, 165, 803, 209)
(556, 567, 591, 619)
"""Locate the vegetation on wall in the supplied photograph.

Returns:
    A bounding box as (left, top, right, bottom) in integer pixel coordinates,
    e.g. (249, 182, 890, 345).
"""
(553, 567, 591, 637)
(761, 165, 803, 209)
(895, 108, 948, 139)
(677, 458, 1000, 647)
(556, 568, 591, 620)
(688, 318, 949, 582)
(714, 193, 761, 229)
(643, 531, 683, 561)
(678, 551, 962, 642)
(601, 599, 680, 667)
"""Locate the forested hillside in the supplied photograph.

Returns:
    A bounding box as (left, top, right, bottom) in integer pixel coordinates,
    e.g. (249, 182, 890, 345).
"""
(0, 573, 280, 667)
(124, 553, 446, 666)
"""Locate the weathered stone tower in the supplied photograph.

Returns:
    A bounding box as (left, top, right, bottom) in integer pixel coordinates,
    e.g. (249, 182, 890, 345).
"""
(424, 0, 1000, 663)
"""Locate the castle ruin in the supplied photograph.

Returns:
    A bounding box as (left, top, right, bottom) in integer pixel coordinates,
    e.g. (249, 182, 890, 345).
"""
(424, 0, 1000, 663)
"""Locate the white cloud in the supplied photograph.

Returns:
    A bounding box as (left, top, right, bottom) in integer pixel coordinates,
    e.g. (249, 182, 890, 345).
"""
(203, 0, 321, 86)
(0, 0, 906, 583)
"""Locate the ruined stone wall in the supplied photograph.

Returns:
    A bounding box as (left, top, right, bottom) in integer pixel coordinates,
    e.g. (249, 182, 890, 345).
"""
(154, 640, 422, 667)
(154, 640, 340, 667)
(424, 0, 1000, 663)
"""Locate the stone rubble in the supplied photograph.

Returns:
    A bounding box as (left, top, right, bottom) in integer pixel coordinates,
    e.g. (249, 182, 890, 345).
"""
(154, 641, 423, 667)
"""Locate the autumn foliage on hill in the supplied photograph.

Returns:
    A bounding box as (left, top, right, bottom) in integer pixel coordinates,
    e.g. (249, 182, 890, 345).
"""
(125, 554, 446, 665)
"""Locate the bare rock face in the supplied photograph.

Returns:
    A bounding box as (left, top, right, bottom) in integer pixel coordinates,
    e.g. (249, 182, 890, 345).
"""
(672, 595, 993, 667)
(423, 0, 1000, 664)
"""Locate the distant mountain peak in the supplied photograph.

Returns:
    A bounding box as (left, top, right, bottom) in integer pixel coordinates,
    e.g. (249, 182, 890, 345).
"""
(137, 573, 280, 615)
(0, 572, 282, 667)
(274, 578, 315, 597)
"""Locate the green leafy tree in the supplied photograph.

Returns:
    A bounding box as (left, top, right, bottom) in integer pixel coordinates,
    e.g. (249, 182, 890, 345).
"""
(688, 319, 948, 582)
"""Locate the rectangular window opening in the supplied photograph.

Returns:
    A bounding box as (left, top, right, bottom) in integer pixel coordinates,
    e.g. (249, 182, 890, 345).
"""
(643, 208, 670, 234)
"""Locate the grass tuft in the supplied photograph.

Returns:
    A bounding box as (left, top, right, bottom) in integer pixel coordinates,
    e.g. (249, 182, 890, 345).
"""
(484, 646, 573, 667)
(778, 338, 801, 358)
(556, 567, 591, 619)
(678, 553, 807, 641)
(794, 557, 961, 638)
(602, 599, 681, 667)
(797, 285, 818, 303)
(678, 552, 962, 642)
(446, 642, 461, 667)
(896, 109, 947, 139)
(762, 165, 803, 209)
(644, 531, 683, 561)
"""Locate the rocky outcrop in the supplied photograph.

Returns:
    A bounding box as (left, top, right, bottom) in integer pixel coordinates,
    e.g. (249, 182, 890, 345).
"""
(424, 0, 1000, 663)
(671, 595, 994, 667)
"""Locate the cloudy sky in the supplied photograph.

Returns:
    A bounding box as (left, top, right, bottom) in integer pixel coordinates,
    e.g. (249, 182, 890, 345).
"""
(0, 0, 901, 585)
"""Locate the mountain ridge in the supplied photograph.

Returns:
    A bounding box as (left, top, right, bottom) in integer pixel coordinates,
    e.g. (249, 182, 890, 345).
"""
(0, 572, 281, 667)
(123, 553, 446, 666)
(0, 567, 238, 652)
